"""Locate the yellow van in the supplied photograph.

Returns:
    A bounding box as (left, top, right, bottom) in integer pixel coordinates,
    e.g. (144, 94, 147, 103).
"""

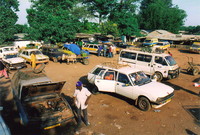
(143, 38, 158, 46)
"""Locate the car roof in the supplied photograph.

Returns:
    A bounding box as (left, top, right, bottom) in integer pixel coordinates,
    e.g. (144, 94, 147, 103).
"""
(96, 62, 141, 74)
(21, 49, 40, 51)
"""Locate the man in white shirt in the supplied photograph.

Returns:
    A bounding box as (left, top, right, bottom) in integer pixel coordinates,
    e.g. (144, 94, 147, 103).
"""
(73, 81, 91, 129)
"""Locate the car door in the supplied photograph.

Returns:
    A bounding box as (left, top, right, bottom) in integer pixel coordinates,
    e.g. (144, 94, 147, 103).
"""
(87, 67, 106, 84)
(135, 54, 153, 75)
(116, 73, 134, 99)
(94, 70, 116, 92)
(152, 56, 169, 77)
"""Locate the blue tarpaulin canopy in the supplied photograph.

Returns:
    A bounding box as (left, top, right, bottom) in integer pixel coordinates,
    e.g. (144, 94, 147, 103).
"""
(63, 44, 81, 55)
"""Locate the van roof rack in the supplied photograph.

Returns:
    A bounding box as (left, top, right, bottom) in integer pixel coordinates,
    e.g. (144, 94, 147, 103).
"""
(100, 61, 131, 69)
(127, 47, 166, 54)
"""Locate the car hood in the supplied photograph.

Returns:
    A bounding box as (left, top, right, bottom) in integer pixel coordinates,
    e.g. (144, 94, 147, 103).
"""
(137, 81, 174, 98)
(4, 57, 25, 64)
(36, 55, 49, 59)
(21, 81, 66, 99)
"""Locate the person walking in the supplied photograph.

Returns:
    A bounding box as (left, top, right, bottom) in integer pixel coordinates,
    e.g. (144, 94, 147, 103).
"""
(0, 58, 9, 79)
(103, 44, 107, 57)
(73, 81, 91, 130)
(30, 51, 36, 69)
(97, 45, 103, 57)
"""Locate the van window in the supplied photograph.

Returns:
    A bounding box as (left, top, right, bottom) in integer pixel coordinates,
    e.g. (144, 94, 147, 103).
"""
(155, 56, 167, 66)
(92, 67, 106, 75)
(137, 54, 152, 62)
(120, 51, 137, 60)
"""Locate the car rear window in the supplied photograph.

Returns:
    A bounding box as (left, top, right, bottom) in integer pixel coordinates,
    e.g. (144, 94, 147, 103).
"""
(92, 67, 106, 75)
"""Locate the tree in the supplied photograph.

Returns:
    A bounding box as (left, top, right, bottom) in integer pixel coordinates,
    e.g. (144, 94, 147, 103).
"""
(109, 0, 140, 40)
(138, 0, 187, 33)
(27, 0, 81, 43)
(100, 21, 119, 37)
(0, 0, 19, 44)
(82, 0, 117, 24)
(15, 24, 29, 33)
(80, 20, 100, 34)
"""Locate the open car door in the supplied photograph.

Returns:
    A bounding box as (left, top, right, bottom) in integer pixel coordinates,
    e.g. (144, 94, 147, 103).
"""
(94, 70, 116, 92)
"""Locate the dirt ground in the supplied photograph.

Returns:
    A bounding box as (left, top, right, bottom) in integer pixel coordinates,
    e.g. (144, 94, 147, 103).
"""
(0, 47, 200, 135)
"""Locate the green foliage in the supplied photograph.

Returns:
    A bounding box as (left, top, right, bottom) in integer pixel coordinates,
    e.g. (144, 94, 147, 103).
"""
(15, 24, 29, 33)
(80, 20, 100, 33)
(109, 0, 140, 37)
(139, 0, 187, 33)
(27, 0, 81, 43)
(180, 25, 200, 35)
(82, 0, 118, 23)
(0, 0, 19, 44)
(100, 21, 119, 37)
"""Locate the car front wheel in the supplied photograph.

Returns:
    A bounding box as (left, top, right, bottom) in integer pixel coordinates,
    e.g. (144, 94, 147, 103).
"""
(138, 97, 151, 111)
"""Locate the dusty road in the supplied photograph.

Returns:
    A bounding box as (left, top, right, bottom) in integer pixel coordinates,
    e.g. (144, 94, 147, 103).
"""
(0, 48, 200, 135)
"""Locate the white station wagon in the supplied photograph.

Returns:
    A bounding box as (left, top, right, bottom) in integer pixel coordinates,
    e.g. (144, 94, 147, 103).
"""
(87, 62, 174, 111)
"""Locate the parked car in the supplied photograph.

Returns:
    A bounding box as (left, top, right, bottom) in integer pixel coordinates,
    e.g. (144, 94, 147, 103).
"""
(11, 68, 75, 130)
(189, 42, 200, 54)
(143, 38, 158, 46)
(153, 42, 170, 50)
(114, 43, 133, 54)
(0, 46, 18, 58)
(82, 44, 100, 54)
(119, 49, 180, 81)
(40, 46, 68, 63)
(0, 107, 11, 135)
(19, 49, 49, 64)
(87, 63, 174, 111)
(2, 53, 27, 70)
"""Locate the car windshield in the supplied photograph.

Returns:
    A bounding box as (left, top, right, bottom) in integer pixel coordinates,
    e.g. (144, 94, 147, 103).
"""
(144, 40, 151, 43)
(3, 48, 14, 51)
(34, 50, 42, 55)
(5, 54, 18, 59)
(165, 56, 177, 66)
(192, 44, 200, 48)
(129, 71, 151, 86)
(156, 43, 163, 46)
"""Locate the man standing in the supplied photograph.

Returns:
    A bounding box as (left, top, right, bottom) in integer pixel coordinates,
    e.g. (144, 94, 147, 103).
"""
(0, 58, 9, 79)
(30, 52, 36, 69)
(73, 81, 91, 130)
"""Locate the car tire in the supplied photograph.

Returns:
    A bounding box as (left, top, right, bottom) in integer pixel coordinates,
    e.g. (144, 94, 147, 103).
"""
(53, 57, 58, 63)
(193, 67, 199, 76)
(83, 59, 89, 65)
(138, 97, 151, 111)
(153, 72, 163, 82)
(92, 86, 99, 95)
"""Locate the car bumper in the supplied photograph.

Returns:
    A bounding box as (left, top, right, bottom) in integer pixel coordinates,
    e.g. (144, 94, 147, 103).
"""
(168, 68, 180, 79)
(9, 63, 27, 70)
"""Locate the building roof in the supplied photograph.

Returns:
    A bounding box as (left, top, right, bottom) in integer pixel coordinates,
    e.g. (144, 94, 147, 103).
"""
(146, 30, 200, 41)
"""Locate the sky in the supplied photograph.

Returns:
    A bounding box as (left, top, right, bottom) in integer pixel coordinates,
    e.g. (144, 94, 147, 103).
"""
(16, 0, 200, 26)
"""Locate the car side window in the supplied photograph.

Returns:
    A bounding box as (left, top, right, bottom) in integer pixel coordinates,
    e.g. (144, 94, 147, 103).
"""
(92, 67, 106, 75)
(104, 71, 115, 80)
(118, 73, 130, 84)
(137, 54, 152, 62)
(155, 56, 167, 66)
(120, 52, 136, 60)
(0, 49, 2, 53)
(94, 46, 98, 49)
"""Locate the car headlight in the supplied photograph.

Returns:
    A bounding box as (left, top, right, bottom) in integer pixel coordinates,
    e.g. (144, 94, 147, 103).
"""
(168, 70, 175, 74)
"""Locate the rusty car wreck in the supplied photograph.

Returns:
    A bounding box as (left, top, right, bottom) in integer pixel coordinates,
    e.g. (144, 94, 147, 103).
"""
(11, 67, 74, 130)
